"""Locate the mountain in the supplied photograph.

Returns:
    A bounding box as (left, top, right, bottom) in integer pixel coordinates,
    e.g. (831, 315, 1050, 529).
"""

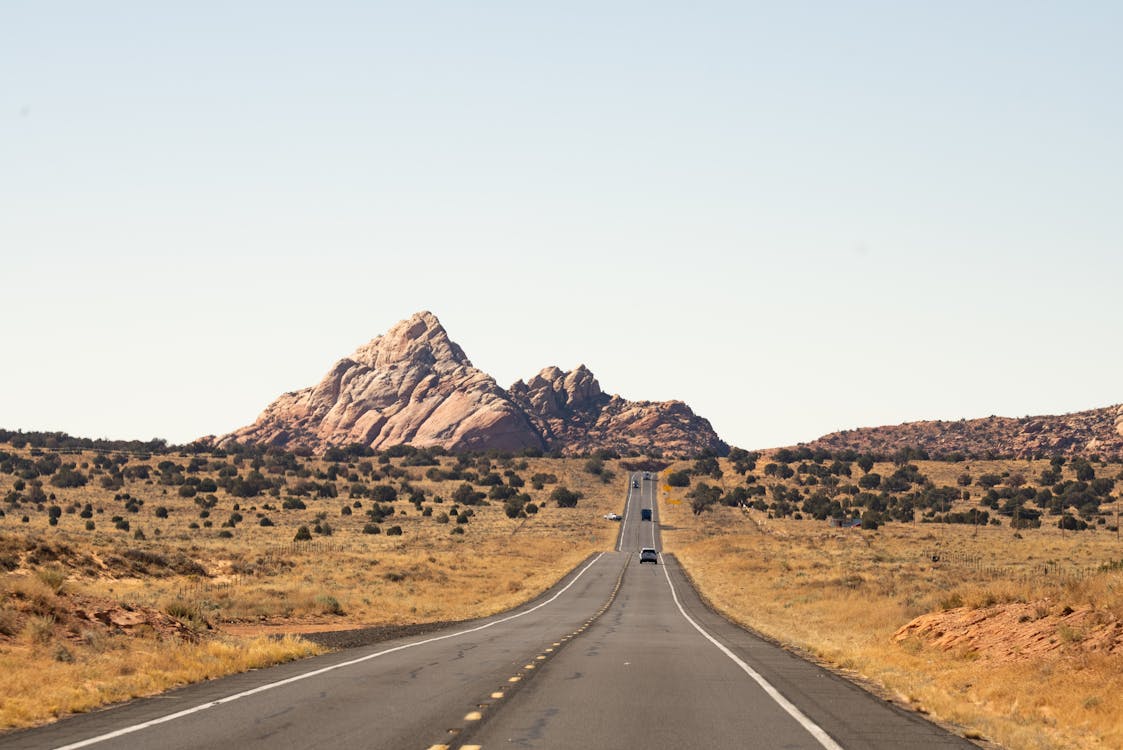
(219, 312, 726, 457)
(800, 404, 1123, 459)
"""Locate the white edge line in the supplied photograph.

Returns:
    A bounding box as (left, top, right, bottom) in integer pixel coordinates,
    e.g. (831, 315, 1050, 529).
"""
(660, 561, 845, 750)
(53, 552, 607, 750)
(617, 474, 632, 551)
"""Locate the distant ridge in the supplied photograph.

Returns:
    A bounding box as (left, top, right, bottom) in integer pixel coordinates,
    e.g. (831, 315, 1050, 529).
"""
(218, 312, 726, 458)
(800, 404, 1123, 459)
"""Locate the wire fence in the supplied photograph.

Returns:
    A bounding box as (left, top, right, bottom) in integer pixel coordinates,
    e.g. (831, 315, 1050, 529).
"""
(926, 548, 1123, 584)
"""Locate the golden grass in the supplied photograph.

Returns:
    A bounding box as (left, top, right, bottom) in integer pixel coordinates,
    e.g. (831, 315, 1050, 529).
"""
(659, 457, 1123, 750)
(0, 633, 320, 729)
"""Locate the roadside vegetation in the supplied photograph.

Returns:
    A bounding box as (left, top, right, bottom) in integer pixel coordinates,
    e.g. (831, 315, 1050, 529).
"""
(0, 433, 625, 730)
(659, 448, 1123, 750)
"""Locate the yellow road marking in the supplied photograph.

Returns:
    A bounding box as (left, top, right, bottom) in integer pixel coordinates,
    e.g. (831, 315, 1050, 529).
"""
(508, 676, 521, 682)
(426, 746, 449, 750)
(464, 711, 482, 721)
(545, 647, 554, 652)
(490, 691, 504, 699)
(461, 746, 483, 750)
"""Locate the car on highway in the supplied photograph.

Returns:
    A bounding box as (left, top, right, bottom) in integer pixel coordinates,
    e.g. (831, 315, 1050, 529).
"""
(639, 548, 658, 564)
(603, 513, 622, 521)
(640, 508, 652, 521)
(643, 471, 650, 480)
(632, 479, 639, 488)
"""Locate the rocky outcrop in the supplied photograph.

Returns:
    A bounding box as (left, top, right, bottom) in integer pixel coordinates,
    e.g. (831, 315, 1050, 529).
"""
(221, 312, 726, 457)
(800, 404, 1123, 459)
(221, 312, 544, 454)
(509, 365, 727, 457)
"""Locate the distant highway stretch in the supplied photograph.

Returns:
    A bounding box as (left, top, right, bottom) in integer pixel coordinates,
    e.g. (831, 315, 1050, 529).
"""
(4, 475, 975, 750)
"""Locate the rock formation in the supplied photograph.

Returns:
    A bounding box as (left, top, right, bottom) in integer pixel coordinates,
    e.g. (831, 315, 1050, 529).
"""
(508, 365, 727, 457)
(221, 312, 544, 454)
(220, 312, 726, 457)
(800, 403, 1123, 459)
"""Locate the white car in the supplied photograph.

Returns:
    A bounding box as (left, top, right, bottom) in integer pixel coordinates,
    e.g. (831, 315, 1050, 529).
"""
(603, 513, 622, 521)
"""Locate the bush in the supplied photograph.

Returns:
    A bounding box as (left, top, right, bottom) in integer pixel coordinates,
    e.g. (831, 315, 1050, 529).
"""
(50, 465, 87, 488)
(858, 473, 881, 490)
(362, 523, 381, 534)
(217, 530, 233, 538)
(259, 517, 274, 527)
(453, 483, 485, 505)
(316, 595, 343, 615)
(551, 486, 582, 508)
(294, 526, 312, 541)
(666, 471, 690, 487)
(450, 526, 465, 535)
(370, 485, 398, 503)
(386, 525, 403, 536)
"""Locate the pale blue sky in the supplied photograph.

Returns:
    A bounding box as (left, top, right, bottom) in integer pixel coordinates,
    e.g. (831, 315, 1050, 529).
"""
(2, 2, 1120, 450)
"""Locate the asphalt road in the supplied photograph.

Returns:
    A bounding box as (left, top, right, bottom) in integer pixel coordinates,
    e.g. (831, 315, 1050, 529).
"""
(4, 474, 977, 750)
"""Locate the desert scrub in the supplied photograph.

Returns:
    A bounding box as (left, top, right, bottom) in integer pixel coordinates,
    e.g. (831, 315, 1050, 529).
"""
(315, 594, 343, 615)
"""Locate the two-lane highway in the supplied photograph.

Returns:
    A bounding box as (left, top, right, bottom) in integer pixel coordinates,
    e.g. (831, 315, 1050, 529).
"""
(4, 473, 976, 750)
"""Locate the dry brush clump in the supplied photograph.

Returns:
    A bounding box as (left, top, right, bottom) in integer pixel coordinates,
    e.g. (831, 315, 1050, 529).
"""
(658, 453, 1123, 750)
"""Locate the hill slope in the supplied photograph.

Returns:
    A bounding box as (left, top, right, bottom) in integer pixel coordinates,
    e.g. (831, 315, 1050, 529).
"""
(802, 404, 1123, 458)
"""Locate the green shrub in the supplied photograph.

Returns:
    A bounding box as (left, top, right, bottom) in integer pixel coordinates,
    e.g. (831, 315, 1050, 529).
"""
(550, 486, 582, 508)
(294, 525, 312, 541)
(666, 471, 690, 487)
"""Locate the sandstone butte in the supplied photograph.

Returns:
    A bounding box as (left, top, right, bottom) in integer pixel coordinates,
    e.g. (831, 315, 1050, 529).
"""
(798, 403, 1123, 460)
(217, 311, 727, 458)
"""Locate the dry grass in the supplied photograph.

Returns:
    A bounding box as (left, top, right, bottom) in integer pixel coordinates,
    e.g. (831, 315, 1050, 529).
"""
(0, 633, 320, 728)
(659, 457, 1123, 750)
(0, 446, 626, 729)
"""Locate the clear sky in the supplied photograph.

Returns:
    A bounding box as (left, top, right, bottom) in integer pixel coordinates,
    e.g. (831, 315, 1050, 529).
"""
(2, 2, 1120, 450)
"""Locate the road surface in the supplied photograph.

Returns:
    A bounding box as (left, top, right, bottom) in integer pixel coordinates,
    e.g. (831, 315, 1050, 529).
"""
(4, 474, 976, 750)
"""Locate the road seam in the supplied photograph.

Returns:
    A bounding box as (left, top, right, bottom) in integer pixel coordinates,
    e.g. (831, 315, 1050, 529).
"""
(660, 560, 845, 750)
(50, 552, 608, 750)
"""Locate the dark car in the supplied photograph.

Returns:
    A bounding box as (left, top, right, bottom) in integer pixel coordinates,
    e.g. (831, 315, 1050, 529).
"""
(632, 479, 639, 488)
(639, 548, 658, 564)
(643, 472, 650, 480)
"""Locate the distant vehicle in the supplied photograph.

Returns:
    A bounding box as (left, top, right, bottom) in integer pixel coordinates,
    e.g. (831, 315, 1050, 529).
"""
(603, 513, 622, 521)
(639, 548, 658, 564)
(632, 479, 639, 488)
(641, 508, 652, 521)
(643, 472, 651, 480)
